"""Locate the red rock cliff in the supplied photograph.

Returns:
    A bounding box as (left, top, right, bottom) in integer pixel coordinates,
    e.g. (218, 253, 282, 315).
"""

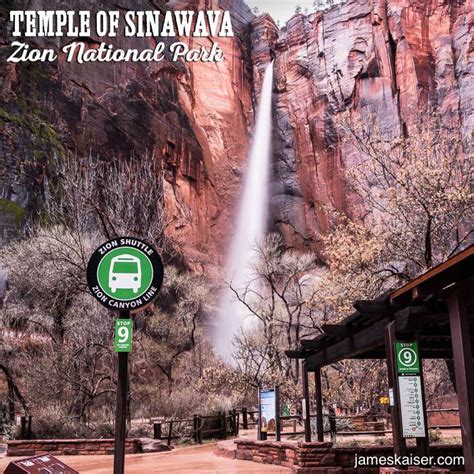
(0, 0, 254, 271)
(1, 0, 472, 268)
(251, 0, 473, 251)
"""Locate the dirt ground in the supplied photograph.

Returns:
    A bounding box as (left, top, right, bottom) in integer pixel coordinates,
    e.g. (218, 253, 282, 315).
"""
(0, 443, 290, 473)
(0, 429, 462, 473)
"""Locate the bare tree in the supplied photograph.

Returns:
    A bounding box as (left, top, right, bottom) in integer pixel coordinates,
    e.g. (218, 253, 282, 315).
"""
(230, 233, 321, 389)
(311, 111, 471, 410)
(51, 153, 173, 255)
(136, 266, 210, 394)
(321, 360, 387, 412)
(0, 152, 210, 433)
(321, 111, 473, 315)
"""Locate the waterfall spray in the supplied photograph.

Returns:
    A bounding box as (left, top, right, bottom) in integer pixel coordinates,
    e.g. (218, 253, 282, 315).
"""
(213, 61, 274, 359)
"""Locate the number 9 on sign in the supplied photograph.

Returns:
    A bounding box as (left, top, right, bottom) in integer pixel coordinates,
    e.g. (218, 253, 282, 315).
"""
(395, 342, 421, 374)
(115, 319, 133, 352)
(117, 326, 129, 343)
(399, 348, 416, 366)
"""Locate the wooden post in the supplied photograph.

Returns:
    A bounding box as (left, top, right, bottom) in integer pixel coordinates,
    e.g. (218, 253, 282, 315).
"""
(197, 415, 203, 444)
(302, 362, 311, 442)
(193, 414, 198, 442)
(384, 321, 407, 457)
(275, 386, 281, 441)
(167, 420, 173, 446)
(113, 310, 130, 474)
(153, 422, 162, 440)
(257, 388, 262, 440)
(20, 416, 26, 439)
(228, 410, 233, 435)
(222, 412, 227, 439)
(416, 353, 430, 459)
(242, 407, 248, 430)
(328, 406, 336, 446)
(27, 415, 32, 439)
(447, 290, 474, 474)
(232, 409, 239, 436)
(314, 368, 324, 442)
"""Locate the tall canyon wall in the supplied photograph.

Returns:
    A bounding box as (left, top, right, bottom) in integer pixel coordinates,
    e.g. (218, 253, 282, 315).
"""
(0, 0, 254, 274)
(252, 0, 472, 251)
(0, 0, 472, 270)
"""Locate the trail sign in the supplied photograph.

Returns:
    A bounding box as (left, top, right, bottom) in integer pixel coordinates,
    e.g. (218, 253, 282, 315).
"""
(260, 388, 276, 431)
(87, 237, 164, 311)
(394, 341, 427, 439)
(258, 387, 281, 441)
(114, 319, 133, 352)
(5, 454, 78, 474)
(395, 342, 421, 374)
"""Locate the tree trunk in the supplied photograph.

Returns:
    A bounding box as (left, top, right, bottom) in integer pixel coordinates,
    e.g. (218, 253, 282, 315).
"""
(445, 359, 457, 393)
(424, 216, 433, 268)
(1, 365, 28, 416)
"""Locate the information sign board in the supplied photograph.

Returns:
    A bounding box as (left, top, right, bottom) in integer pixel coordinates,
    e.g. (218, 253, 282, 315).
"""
(399, 375, 426, 438)
(5, 454, 79, 474)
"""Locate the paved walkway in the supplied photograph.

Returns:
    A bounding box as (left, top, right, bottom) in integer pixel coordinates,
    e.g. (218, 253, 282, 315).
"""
(0, 444, 290, 473)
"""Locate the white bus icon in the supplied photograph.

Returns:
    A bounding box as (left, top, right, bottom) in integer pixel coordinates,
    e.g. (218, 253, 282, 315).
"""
(109, 255, 142, 294)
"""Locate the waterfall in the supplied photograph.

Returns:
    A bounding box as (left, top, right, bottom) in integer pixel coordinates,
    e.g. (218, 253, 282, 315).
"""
(213, 61, 274, 359)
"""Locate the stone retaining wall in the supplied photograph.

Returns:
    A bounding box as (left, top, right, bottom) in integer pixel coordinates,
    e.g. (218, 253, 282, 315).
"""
(7, 438, 142, 456)
(235, 440, 463, 473)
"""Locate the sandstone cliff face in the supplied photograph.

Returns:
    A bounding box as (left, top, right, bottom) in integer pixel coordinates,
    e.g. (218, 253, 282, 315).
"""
(1, 0, 472, 268)
(251, 0, 473, 252)
(0, 0, 254, 270)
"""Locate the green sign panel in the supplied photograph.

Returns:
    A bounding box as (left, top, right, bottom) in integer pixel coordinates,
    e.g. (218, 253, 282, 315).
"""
(114, 319, 133, 352)
(97, 247, 154, 301)
(395, 342, 421, 374)
(87, 237, 164, 311)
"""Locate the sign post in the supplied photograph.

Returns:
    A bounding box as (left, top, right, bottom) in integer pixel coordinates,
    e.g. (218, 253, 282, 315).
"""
(87, 237, 163, 474)
(114, 311, 130, 474)
(384, 322, 407, 457)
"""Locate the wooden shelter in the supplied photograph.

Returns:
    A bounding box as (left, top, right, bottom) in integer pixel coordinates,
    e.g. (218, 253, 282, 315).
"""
(286, 244, 473, 471)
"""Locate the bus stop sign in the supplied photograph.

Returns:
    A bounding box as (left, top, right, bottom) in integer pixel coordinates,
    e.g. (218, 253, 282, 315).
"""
(87, 237, 163, 311)
(395, 342, 421, 374)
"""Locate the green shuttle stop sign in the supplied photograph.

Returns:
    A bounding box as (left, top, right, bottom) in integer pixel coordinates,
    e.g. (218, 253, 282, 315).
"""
(115, 319, 133, 352)
(87, 237, 164, 311)
(395, 342, 421, 374)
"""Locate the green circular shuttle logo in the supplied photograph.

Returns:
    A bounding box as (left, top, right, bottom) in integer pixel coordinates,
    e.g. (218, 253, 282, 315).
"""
(97, 247, 154, 300)
(87, 238, 163, 311)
